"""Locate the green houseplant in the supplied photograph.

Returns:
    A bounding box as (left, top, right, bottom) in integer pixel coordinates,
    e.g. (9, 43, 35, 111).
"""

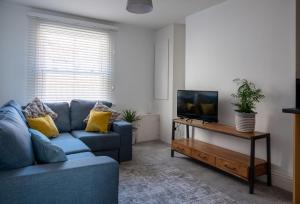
(122, 109, 141, 144)
(122, 109, 140, 124)
(232, 79, 265, 132)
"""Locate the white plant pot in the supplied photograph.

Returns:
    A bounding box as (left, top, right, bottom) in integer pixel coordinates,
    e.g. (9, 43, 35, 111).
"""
(132, 121, 139, 145)
(235, 112, 256, 133)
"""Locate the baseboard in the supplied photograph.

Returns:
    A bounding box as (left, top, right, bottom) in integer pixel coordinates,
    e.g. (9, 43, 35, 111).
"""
(270, 165, 292, 192)
(160, 137, 171, 144)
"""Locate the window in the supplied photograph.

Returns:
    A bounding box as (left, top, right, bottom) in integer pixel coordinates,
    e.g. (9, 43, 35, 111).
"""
(28, 16, 115, 102)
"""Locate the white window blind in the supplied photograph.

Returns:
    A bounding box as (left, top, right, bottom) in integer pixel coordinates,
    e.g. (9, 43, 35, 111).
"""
(27, 16, 114, 102)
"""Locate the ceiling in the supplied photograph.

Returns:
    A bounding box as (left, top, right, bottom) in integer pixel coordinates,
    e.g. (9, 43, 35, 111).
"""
(5, 0, 225, 29)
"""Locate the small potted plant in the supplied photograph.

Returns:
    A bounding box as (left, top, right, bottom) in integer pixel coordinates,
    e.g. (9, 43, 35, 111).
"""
(122, 109, 141, 144)
(232, 79, 265, 132)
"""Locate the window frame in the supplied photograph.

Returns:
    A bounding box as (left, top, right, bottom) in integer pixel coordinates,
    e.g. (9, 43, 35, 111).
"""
(27, 13, 117, 103)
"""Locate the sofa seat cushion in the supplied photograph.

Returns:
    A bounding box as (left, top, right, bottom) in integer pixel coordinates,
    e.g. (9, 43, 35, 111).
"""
(94, 150, 119, 161)
(71, 130, 120, 151)
(67, 152, 95, 160)
(46, 102, 71, 133)
(50, 133, 90, 155)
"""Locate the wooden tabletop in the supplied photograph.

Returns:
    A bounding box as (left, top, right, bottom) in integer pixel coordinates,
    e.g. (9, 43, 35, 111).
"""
(173, 118, 269, 139)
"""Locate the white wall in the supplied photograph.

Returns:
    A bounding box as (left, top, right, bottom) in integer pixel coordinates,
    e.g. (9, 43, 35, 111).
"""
(0, 2, 155, 114)
(172, 25, 186, 120)
(153, 24, 185, 143)
(153, 25, 174, 143)
(186, 0, 295, 191)
(0, 3, 28, 105)
(114, 24, 154, 113)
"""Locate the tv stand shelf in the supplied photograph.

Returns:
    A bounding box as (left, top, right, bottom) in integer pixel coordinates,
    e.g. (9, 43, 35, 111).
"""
(174, 118, 267, 139)
(171, 118, 272, 194)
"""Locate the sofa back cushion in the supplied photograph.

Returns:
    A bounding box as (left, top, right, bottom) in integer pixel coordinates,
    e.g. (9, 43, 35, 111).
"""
(2, 100, 27, 122)
(0, 105, 35, 170)
(70, 99, 112, 130)
(46, 102, 71, 133)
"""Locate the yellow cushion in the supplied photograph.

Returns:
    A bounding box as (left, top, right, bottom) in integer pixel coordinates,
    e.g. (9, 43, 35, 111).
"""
(85, 111, 112, 133)
(27, 115, 59, 138)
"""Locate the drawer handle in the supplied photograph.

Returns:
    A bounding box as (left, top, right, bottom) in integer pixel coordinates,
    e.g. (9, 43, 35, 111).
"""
(224, 164, 237, 171)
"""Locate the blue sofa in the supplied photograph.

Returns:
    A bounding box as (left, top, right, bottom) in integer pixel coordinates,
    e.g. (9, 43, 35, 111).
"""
(46, 99, 132, 162)
(0, 99, 132, 204)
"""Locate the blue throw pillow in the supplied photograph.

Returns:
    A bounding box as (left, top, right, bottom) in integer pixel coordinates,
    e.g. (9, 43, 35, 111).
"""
(0, 106, 35, 170)
(30, 129, 67, 164)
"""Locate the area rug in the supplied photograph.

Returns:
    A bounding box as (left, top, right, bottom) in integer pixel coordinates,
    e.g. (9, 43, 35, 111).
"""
(119, 164, 237, 204)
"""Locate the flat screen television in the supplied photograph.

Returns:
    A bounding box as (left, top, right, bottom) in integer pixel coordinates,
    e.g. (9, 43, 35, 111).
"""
(177, 90, 218, 122)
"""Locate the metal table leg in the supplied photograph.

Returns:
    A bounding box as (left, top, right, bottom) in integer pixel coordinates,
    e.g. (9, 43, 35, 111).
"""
(171, 121, 175, 157)
(249, 138, 256, 194)
(266, 134, 272, 186)
(186, 125, 189, 139)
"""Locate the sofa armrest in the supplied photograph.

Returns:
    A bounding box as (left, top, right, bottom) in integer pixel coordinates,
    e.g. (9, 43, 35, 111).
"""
(0, 156, 119, 204)
(112, 120, 132, 162)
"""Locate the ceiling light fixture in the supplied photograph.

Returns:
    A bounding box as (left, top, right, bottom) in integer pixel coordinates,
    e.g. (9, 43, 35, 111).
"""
(126, 0, 153, 14)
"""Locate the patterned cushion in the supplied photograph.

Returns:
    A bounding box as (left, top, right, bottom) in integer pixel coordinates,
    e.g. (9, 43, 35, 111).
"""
(84, 101, 121, 124)
(23, 97, 57, 119)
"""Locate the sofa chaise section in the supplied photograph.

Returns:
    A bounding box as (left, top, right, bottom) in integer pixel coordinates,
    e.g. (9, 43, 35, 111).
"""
(46, 99, 132, 162)
(69, 99, 132, 162)
(0, 156, 119, 204)
(0, 100, 119, 204)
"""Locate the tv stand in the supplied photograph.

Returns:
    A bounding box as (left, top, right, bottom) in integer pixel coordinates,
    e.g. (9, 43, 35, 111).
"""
(171, 118, 272, 194)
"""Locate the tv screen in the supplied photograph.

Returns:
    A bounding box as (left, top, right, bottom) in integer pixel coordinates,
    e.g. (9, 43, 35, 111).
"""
(177, 90, 218, 122)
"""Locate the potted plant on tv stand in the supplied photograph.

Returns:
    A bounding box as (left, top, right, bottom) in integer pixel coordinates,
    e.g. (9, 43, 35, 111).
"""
(231, 79, 265, 133)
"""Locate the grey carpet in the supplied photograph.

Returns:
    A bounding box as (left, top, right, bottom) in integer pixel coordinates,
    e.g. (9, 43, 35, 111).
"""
(119, 141, 292, 204)
(119, 164, 237, 204)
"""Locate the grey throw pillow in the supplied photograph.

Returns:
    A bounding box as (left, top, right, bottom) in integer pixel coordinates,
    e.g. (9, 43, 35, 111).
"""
(23, 97, 58, 119)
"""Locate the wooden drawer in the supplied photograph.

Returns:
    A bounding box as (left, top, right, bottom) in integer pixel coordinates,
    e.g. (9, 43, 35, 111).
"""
(216, 157, 248, 178)
(172, 142, 192, 156)
(192, 150, 215, 166)
(256, 163, 267, 177)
